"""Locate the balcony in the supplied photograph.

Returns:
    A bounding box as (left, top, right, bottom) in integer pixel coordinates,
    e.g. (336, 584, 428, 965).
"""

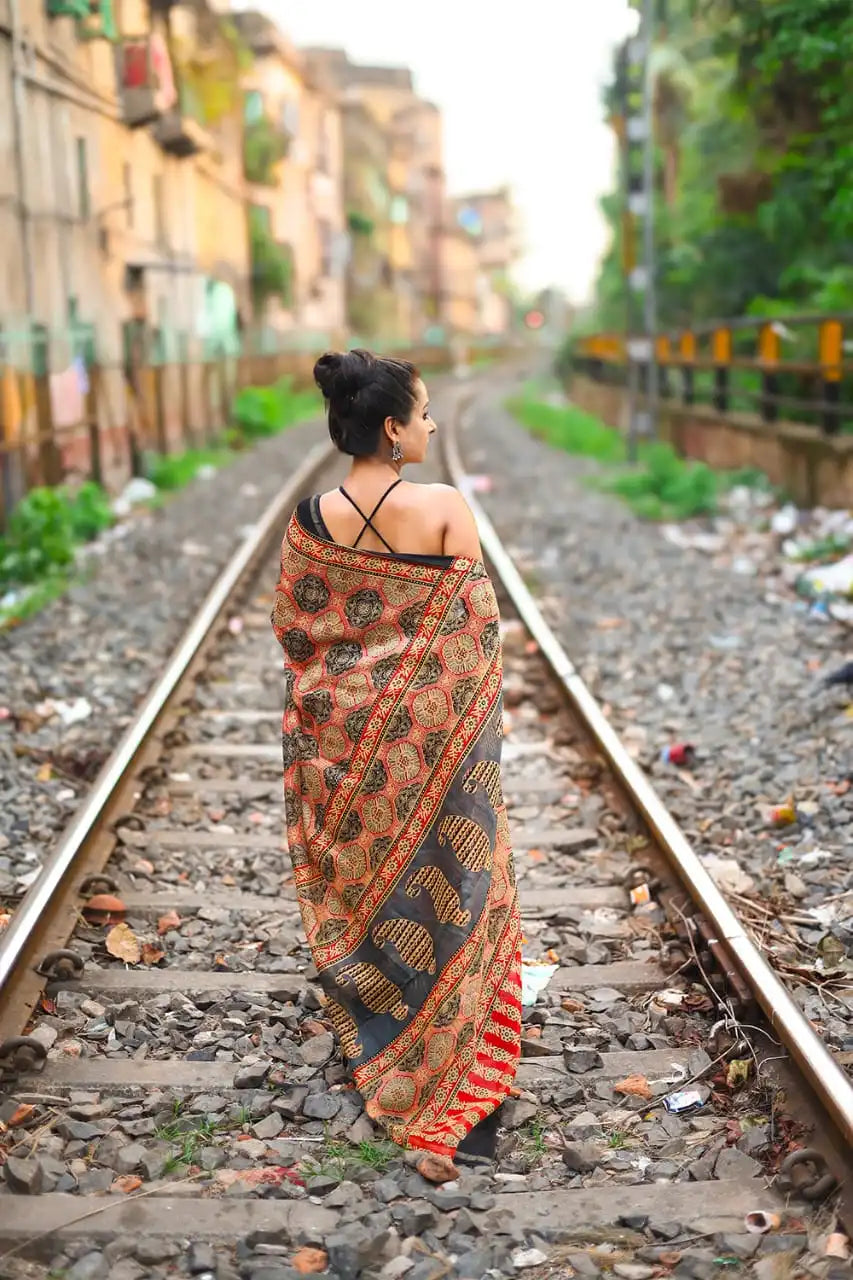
(154, 85, 213, 158)
(118, 34, 177, 128)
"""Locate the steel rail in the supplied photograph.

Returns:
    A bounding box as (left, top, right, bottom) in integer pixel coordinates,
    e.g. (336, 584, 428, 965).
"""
(0, 440, 336, 994)
(443, 398, 853, 1151)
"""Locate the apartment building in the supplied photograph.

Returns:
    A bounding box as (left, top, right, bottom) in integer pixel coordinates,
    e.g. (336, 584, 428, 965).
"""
(232, 11, 345, 341)
(449, 187, 521, 335)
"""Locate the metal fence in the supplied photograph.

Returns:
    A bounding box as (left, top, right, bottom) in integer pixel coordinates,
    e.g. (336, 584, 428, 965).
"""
(572, 313, 853, 435)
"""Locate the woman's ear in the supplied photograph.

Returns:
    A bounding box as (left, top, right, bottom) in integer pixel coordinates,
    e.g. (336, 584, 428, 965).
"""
(384, 415, 398, 446)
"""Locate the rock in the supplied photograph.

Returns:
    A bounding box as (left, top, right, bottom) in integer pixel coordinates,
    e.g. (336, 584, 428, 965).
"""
(561, 1143, 600, 1173)
(714, 1146, 762, 1179)
(67, 1253, 109, 1280)
(306, 1174, 339, 1196)
(373, 1177, 405, 1203)
(520, 1036, 556, 1058)
(456, 1247, 495, 1276)
(566, 1254, 602, 1277)
(302, 1092, 341, 1121)
(3, 1156, 44, 1194)
(563, 1048, 603, 1073)
(613, 1267, 655, 1280)
(714, 1234, 760, 1259)
(299, 1033, 335, 1067)
(381, 1258, 414, 1279)
(687, 1157, 715, 1182)
(57, 1119, 104, 1142)
(273, 1087, 309, 1119)
(187, 1242, 217, 1274)
(235, 1059, 272, 1088)
(502, 1098, 538, 1129)
(415, 1153, 459, 1184)
(346, 1114, 376, 1144)
(115, 1142, 148, 1176)
(390, 1200, 438, 1236)
(252, 1113, 283, 1141)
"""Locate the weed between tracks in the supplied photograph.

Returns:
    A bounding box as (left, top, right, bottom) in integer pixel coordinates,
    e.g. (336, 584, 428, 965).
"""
(301, 1134, 398, 1181)
(508, 384, 773, 522)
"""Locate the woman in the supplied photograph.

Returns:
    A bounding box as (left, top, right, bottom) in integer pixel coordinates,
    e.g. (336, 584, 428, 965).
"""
(271, 349, 521, 1178)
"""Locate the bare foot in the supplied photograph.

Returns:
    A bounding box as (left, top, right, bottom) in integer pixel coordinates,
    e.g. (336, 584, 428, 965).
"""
(416, 1153, 460, 1184)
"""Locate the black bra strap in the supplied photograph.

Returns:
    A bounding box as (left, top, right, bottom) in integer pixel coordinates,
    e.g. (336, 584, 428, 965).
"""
(339, 480, 402, 553)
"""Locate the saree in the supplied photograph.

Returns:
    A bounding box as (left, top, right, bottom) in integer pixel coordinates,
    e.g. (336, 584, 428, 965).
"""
(271, 510, 522, 1157)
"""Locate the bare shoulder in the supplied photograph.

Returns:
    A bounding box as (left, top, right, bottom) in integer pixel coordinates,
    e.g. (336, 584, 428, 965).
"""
(421, 482, 472, 511)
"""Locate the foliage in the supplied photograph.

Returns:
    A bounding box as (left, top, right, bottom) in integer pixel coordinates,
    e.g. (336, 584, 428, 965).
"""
(510, 387, 770, 520)
(249, 211, 294, 311)
(591, 0, 853, 329)
(0, 484, 113, 589)
(232, 377, 321, 439)
(347, 211, 375, 237)
(143, 446, 233, 491)
(244, 114, 289, 185)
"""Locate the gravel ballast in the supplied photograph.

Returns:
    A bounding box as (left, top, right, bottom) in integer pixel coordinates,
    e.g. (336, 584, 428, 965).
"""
(461, 378, 853, 1055)
(0, 418, 327, 893)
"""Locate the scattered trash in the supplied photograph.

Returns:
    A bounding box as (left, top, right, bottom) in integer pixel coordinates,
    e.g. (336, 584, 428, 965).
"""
(769, 799, 797, 827)
(52, 697, 93, 726)
(726, 1058, 751, 1089)
(656, 682, 676, 703)
(196, 464, 218, 481)
(512, 1250, 548, 1270)
(732, 555, 757, 576)
(180, 539, 209, 557)
(801, 554, 853, 598)
(629, 881, 652, 907)
(825, 1234, 850, 1261)
(521, 961, 559, 1006)
(239, 482, 260, 498)
(613, 1074, 653, 1100)
(663, 1088, 706, 1115)
(112, 476, 157, 517)
(744, 1211, 781, 1235)
(823, 659, 853, 688)
(661, 742, 695, 767)
(227, 616, 244, 635)
(467, 474, 493, 494)
(771, 504, 799, 537)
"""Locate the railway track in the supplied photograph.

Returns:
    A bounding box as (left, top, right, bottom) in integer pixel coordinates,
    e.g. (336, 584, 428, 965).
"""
(0, 378, 851, 1280)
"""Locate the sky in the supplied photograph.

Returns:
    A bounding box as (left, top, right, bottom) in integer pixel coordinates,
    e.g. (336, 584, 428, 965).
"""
(253, 1, 637, 304)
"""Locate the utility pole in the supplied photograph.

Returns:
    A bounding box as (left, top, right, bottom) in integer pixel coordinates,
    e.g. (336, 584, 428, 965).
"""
(623, 0, 658, 462)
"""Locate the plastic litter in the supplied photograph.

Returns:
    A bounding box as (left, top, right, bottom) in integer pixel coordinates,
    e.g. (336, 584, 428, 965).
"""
(663, 1088, 705, 1114)
(521, 961, 558, 1007)
(801, 553, 853, 597)
(744, 1211, 781, 1234)
(771, 504, 799, 537)
(661, 742, 695, 767)
(769, 800, 797, 827)
(825, 1234, 850, 1261)
(629, 882, 652, 907)
(52, 697, 93, 726)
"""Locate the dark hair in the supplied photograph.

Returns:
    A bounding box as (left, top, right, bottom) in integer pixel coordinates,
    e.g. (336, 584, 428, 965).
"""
(313, 348, 419, 457)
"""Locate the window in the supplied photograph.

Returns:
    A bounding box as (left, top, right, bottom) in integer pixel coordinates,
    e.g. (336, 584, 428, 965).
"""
(318, 219, 332, 277)
(153, 174, 166, 247)
(123, 163, 133, 227)
(244, 90, 264, 125)
(76, 138, 90, 220)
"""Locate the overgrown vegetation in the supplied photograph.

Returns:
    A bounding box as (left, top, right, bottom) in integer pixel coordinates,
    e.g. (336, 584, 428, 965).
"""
(0, 376, 321, 626)
(509, 386, 772, 521)
(0, 483, 113, 589)
(244, 115, 289, 186)
(301, 1134, 398, 1182)
(249, 209, 294, 312)
(593, 0, 853, 327)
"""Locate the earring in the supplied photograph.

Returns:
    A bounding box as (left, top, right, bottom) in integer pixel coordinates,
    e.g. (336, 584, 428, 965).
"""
(391, 441, 403, 463)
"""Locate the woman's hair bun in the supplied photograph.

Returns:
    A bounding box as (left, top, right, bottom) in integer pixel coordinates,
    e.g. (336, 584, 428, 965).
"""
(313, 348, 420, 459)
(313, 350, 374, 402)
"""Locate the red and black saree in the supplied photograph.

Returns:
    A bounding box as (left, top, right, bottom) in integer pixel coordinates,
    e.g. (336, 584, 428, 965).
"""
(271, 508, 522, 1158)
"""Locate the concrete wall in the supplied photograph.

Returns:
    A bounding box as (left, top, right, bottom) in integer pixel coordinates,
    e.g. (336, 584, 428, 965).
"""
(571, 374, 853, 509)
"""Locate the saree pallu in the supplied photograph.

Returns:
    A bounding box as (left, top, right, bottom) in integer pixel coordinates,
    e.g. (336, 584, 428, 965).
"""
(271, 513, 522, 1157)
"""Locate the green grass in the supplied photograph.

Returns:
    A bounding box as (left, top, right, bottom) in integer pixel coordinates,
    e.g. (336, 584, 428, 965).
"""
(301, 1133, 398, 1181)
(143, 445, 234, 491)
(509, 385, 774, 522)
